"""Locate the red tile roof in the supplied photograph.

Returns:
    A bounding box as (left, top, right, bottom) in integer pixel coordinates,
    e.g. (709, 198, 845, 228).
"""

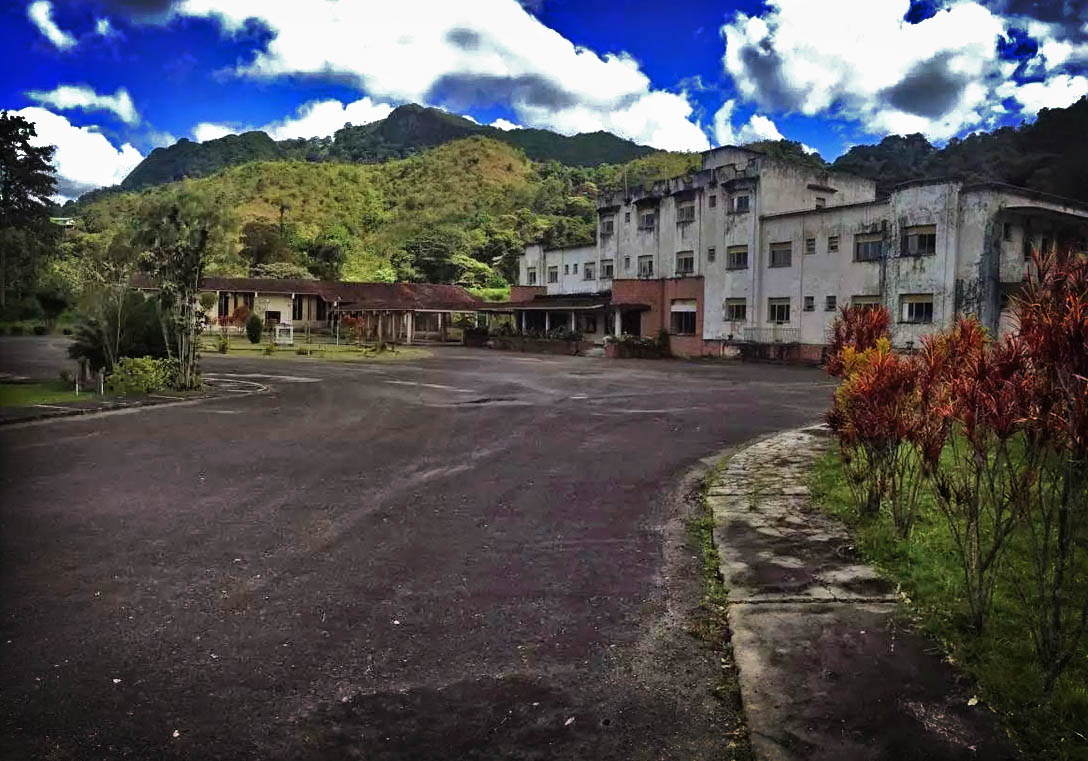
(133, 275, 482, 311)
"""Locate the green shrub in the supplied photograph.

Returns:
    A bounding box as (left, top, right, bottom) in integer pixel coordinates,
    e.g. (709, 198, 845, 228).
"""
(263, 339, 276, 355)
(105, 357, 177, 395)
(245, 314, 263, 344)
(32, 325, 48, 335)
(9, 325, 24, 336)
(217, 333, 229, 354)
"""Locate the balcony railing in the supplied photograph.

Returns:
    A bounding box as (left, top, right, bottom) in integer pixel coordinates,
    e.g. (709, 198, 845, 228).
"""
(741, 325, 799, 344)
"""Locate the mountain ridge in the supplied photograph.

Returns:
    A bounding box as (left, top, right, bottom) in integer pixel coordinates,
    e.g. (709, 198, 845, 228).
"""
(116, 104, 658, 194)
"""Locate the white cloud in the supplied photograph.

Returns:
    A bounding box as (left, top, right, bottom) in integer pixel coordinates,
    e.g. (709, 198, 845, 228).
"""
(997, 74, 1088, 113)
(28, 1, 77, 50)
(26, 85, 139, 125)
(175, 0, 710, 151)
(192, 122, 236, 142)
(262, 96, 393, 139)
(15, 107, 143, 200)
(95, 17, 116, 36)
(191, 95, 394, 142)
(490, 118, 521, 131)
(720, 0, 1017, 140)
(712, 99, 787, 146)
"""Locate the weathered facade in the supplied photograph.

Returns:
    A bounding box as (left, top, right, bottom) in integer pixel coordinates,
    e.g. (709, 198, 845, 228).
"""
(517, 146, 1088, 359)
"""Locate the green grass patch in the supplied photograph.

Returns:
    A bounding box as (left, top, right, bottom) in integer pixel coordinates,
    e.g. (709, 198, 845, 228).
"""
(687, 458, 753, 761)
(0, 381, 85, 407)
(810, 450, 1088, 761)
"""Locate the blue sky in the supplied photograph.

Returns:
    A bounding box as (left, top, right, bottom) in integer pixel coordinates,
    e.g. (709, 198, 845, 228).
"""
(4, 0, 1087, 199)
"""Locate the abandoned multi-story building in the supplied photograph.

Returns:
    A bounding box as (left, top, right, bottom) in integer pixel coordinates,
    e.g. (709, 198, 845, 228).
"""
(511, 146, 1088, 359)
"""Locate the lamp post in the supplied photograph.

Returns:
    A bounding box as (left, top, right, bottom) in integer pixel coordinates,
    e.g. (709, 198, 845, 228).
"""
(334, 298, 341, 345)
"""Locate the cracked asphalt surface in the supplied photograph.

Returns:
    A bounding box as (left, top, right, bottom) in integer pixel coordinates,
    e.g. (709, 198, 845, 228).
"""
(0, 341, 831, 760)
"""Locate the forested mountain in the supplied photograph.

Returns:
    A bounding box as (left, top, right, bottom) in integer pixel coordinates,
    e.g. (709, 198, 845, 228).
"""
(113, 104, 657, 192)
(62, 137, 698, 292)
(832, 97, 1088, 201)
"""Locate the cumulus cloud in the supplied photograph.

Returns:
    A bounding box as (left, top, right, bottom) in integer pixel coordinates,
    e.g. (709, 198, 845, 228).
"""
(28, 1, 77, 50)
(712, 99, 786, 146)
(15, 107, 143, 199)
(174, 0, 710, 151)
(26, 84, 139, 124)
(191, 122, 235, 142)
(490, 118, 521, 130)
(997, 73, 1088, 112)
(719, 0, 1055, 140)
(95, 17, 116, 36)
(191, 95, 394, 142)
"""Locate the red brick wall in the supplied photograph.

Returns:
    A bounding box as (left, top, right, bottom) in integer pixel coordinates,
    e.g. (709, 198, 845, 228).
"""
(510, 285, 547, 302)
(611, 277, 707, 358)
(612, 278, 664, 335)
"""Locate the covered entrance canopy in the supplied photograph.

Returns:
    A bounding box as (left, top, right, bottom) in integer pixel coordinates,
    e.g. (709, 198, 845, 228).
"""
(478, 293, 650, 337)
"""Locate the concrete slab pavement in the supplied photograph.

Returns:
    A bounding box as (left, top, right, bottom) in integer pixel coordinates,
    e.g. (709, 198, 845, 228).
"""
(710, 428, 1019, 761)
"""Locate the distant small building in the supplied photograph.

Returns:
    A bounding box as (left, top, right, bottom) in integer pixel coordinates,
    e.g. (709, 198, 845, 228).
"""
(132, 276, 481, 344)
(49, 217, 76, 228)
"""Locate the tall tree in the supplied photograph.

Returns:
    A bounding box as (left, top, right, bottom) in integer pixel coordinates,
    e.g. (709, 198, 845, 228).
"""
(0, 111, 58, 309)
(135, 188, 230, 389)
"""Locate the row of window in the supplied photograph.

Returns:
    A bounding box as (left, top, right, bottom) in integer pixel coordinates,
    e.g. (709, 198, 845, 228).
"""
(600, 194, 753, 234)
(217, 293, 327, 321)
(721, 295, 934, 325)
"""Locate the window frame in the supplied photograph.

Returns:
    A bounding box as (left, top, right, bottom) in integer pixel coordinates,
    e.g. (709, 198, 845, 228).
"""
(639, 211, 656, 231)
(828, 235, 839, 252)
(527, 267, 537, 285)
(707, 246, 716, 263)
(903, 225, 937, 257)
(637, 255, 654, 278)
(900, 294, 934, 324)
(725, 298, 747, 322)
(675, 250, 695, 276)
(768, 298, 791, 325)
(805, 237, 816, 255)
(825, 295, 837, 312)
(733, 194, 750, 213)
(547, 266, 559, 284)
(708, 194, 717, 208)
(854, 234, 882, 262)
(677, 204, 696, 223)
(600, 259, 614, 280)
(769, 242, 792, 268)
(600, 218, 615, 236)
(726, 245, 749, 270)
(583, 262, 595, 281)
(803, 295, 815, 312)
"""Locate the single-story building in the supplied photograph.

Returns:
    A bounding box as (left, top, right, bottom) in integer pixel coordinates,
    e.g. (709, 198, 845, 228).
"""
(132, 276, 482, 344)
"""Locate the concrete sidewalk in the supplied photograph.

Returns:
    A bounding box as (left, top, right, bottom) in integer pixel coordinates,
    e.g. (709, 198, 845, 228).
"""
(710, 428, 1018, 761)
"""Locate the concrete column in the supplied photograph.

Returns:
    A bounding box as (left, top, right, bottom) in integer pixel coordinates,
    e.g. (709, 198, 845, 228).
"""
(545, 311, 551, 332)
(407, 312, 414, 344)
(519, 311, 526, 333)
(570, 311, 575, 331)
(614, 309, 622, 335)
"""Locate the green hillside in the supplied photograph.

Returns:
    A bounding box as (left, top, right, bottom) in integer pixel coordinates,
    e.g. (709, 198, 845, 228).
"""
(63, 136, 699, 290)
(111, 103, 657, 193)
(832, 96, 1088, 201)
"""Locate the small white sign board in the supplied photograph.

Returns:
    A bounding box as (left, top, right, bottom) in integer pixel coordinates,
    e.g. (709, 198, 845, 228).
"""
(274, 323, 294, 345)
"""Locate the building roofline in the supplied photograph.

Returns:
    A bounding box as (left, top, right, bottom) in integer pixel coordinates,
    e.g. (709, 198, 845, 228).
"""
(760, 197, 890, 221)
(959, 181, 1088, 213)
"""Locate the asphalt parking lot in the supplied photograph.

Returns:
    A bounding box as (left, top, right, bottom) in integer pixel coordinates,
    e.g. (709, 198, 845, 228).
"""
(0, 340, 832, 760)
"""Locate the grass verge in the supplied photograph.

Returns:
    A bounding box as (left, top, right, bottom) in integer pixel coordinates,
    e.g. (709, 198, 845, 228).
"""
(810, 449, 1088, 761)
(687, 458, 753, 761)
(200, 337, 432, 362)
(0, 381, 84, 407)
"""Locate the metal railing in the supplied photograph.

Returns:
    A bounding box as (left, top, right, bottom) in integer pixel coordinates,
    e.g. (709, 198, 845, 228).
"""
(741, 325, 800, 344)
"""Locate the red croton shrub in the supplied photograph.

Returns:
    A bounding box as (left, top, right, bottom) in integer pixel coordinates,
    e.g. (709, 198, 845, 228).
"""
(1010, 247, 1088, 694)
(824, 304, 892, 377)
